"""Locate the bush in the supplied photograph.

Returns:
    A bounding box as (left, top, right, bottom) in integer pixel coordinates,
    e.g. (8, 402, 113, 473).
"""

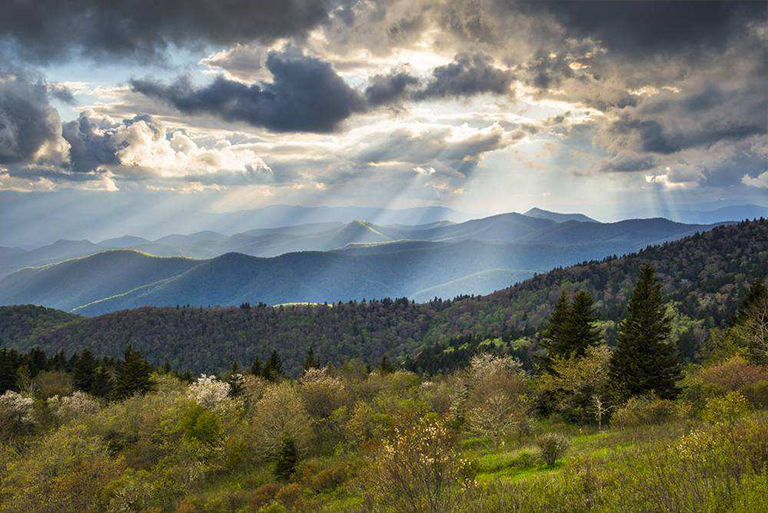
(363, 418, 474, 513)
(310, 463, 349, 492)
(250, 482, 282, 509)
(702, 391, 752, 423)
(47, 391, 101, 423)
(740, 380, 768, 409)
(251, 382, 313, 459)
(188, 374, 231, 409)
(611, 395, 679, 428)
(698, 356, 768, 391)
(537, 433, 570, 467)
(0, 391, 35, 439)
(274, 482, 302, 507)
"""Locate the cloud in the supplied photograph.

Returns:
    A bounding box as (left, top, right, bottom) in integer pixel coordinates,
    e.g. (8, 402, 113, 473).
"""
(0, 0, 339, 64)
(414, 53, 513, 99)
(599, 154, 657, 173)
(364, 71, 419, 107)
(743, 170, 768, 189)
(132, 50, 368, 133)
(0, 66, 69, 166)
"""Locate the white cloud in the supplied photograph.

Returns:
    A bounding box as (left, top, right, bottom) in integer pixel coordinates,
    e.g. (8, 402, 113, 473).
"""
(742, 170, 768, 189)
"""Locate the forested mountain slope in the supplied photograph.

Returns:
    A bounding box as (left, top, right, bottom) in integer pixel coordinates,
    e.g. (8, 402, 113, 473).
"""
(3, 219, 764, 375)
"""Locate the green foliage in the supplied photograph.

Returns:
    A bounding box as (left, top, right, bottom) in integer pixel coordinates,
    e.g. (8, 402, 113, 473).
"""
(274, 437, 298, 481)
(182, 404, 222, 445)
(113, 345, 154, 399)
(536, 432, 570, 467)
(702, 391, 752, 424)
(611, 395, 680, 428)
(610, 264, 681, 399)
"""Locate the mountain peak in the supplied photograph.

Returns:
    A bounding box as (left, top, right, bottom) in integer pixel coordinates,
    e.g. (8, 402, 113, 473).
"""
(523, 208, 599, 224)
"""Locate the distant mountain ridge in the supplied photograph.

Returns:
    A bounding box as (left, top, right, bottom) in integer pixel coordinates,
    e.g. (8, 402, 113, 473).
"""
(0, 213, 715, 314)
(524, 207, 599, 223)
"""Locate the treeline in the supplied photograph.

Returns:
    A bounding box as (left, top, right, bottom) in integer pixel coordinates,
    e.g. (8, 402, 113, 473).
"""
(1, 219, 765, 375)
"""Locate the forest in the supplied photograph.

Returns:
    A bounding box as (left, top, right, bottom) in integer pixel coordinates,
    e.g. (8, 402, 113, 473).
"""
(2, 219, 765, 375)
(0, 227, 767, 511)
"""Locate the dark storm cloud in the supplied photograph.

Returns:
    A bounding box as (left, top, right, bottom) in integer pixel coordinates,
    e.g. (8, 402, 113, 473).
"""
(364, 71, 419, 107)
(415, 53, 513, 99)
(0, 0, 338, 64)
(61, 114, 123, 173)
(47, 84, 76, 105)
(0, 66, 64, 165)
(599, 154, 657, 174)
(132, 51, 368, 133)
(521, 1, 766, 59)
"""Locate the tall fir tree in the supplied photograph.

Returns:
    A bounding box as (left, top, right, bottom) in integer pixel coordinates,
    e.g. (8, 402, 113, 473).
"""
(250, 355, 263, 377)
(610, 264, 681, 399)
(0, 348, 18, 393)
(91, 366, 114, 399)
(264, 350, 283, 381)
(227, 361, 243, 397)
(73, 348, 98, 393)
(302, 346, 320, 374)
(113, 345, 154, 399)
(275, 437, 298, 481)
(564, 291, 602, 357)
(540, 293, 572, 365)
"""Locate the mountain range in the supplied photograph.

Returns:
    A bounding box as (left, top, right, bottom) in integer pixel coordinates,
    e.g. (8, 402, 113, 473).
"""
(2, 219, 764, 374)
(0, 208, 718, 314)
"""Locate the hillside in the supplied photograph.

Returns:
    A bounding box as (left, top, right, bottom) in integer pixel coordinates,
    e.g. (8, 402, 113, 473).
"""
(6, 219, 765, 375)
(0, 215, 715, 314)
(0, 305, 80, 345)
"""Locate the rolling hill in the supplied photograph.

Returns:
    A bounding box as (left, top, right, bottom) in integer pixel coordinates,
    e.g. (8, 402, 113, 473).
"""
(0, 214, 718, 314)
(2, 219, 764, 375)
(523, 207, 599, 223)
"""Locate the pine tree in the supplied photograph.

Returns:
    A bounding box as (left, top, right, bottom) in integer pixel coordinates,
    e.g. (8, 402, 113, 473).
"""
(302, 346, 320, 374)
(734, 279, 767, 325)
(540, 293, 571, 366)
(113, 345, 154, 399)
(227, 361, 243, 397)
(0, 348, 18, 393)
(250, 355, 263, 377)
(73, 348, 98, 393)
(275, 437, 298, 481)
(264, 350, 283, 381)
(91, 366, 114, 399)
(25, 348, 48, 378)
(564, 291, 602, 357)
(610, 264, 681, 399)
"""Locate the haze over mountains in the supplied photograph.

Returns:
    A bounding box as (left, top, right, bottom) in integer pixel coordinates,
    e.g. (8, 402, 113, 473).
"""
(0, 206, 729, 314)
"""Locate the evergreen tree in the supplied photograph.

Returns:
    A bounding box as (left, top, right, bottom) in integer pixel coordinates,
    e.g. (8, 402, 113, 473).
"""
(227, 361, 243, 397)
(250, 356, 263, 377)
(564, 291, 602, 357)
(610, 264, 681, 399)
(0, 348, 18, 393)
(540, 293, 571, 366)
(91, 366, 114, 399)
(25, 348, 48, 378)
(113, 346, 154, 399)
(73, 348, 98, 393)
(302, 346, 320, 374)
(264, 350, 283, 381)
(734, 279, 767, 325)
(274, 437, 298, 481)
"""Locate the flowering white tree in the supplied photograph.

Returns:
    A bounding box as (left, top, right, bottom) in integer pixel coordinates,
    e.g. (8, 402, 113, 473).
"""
(0, 390, 35, 438)
(47, 391, 101, 422)
(188, 375, 231, 409)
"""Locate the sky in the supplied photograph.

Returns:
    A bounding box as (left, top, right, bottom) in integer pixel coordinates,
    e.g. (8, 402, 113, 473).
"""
(0, 0, 766, 230)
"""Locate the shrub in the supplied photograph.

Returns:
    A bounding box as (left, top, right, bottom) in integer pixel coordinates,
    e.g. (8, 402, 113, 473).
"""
(702, 391, 752, 423)
(611, 395, 679, 428)
(251, 382, 313, 458)
(363, 418, 474, 513)
(30, 370, 73, 400)
(182, 404, 223, 445)
(0, 390, 35, 439)
(740, 380, 768, 409)
(537, 433, 570, 467)
(310, 463, 349, 492)
(274, 482, 302, 507)
(249, 482, 282, 509)
(466, 392, 529, 446)
(47, 391, 101, 423)
(299, 367, 346, 419)
(698, 356, 768, 391)
(188, 374, 231, 409)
